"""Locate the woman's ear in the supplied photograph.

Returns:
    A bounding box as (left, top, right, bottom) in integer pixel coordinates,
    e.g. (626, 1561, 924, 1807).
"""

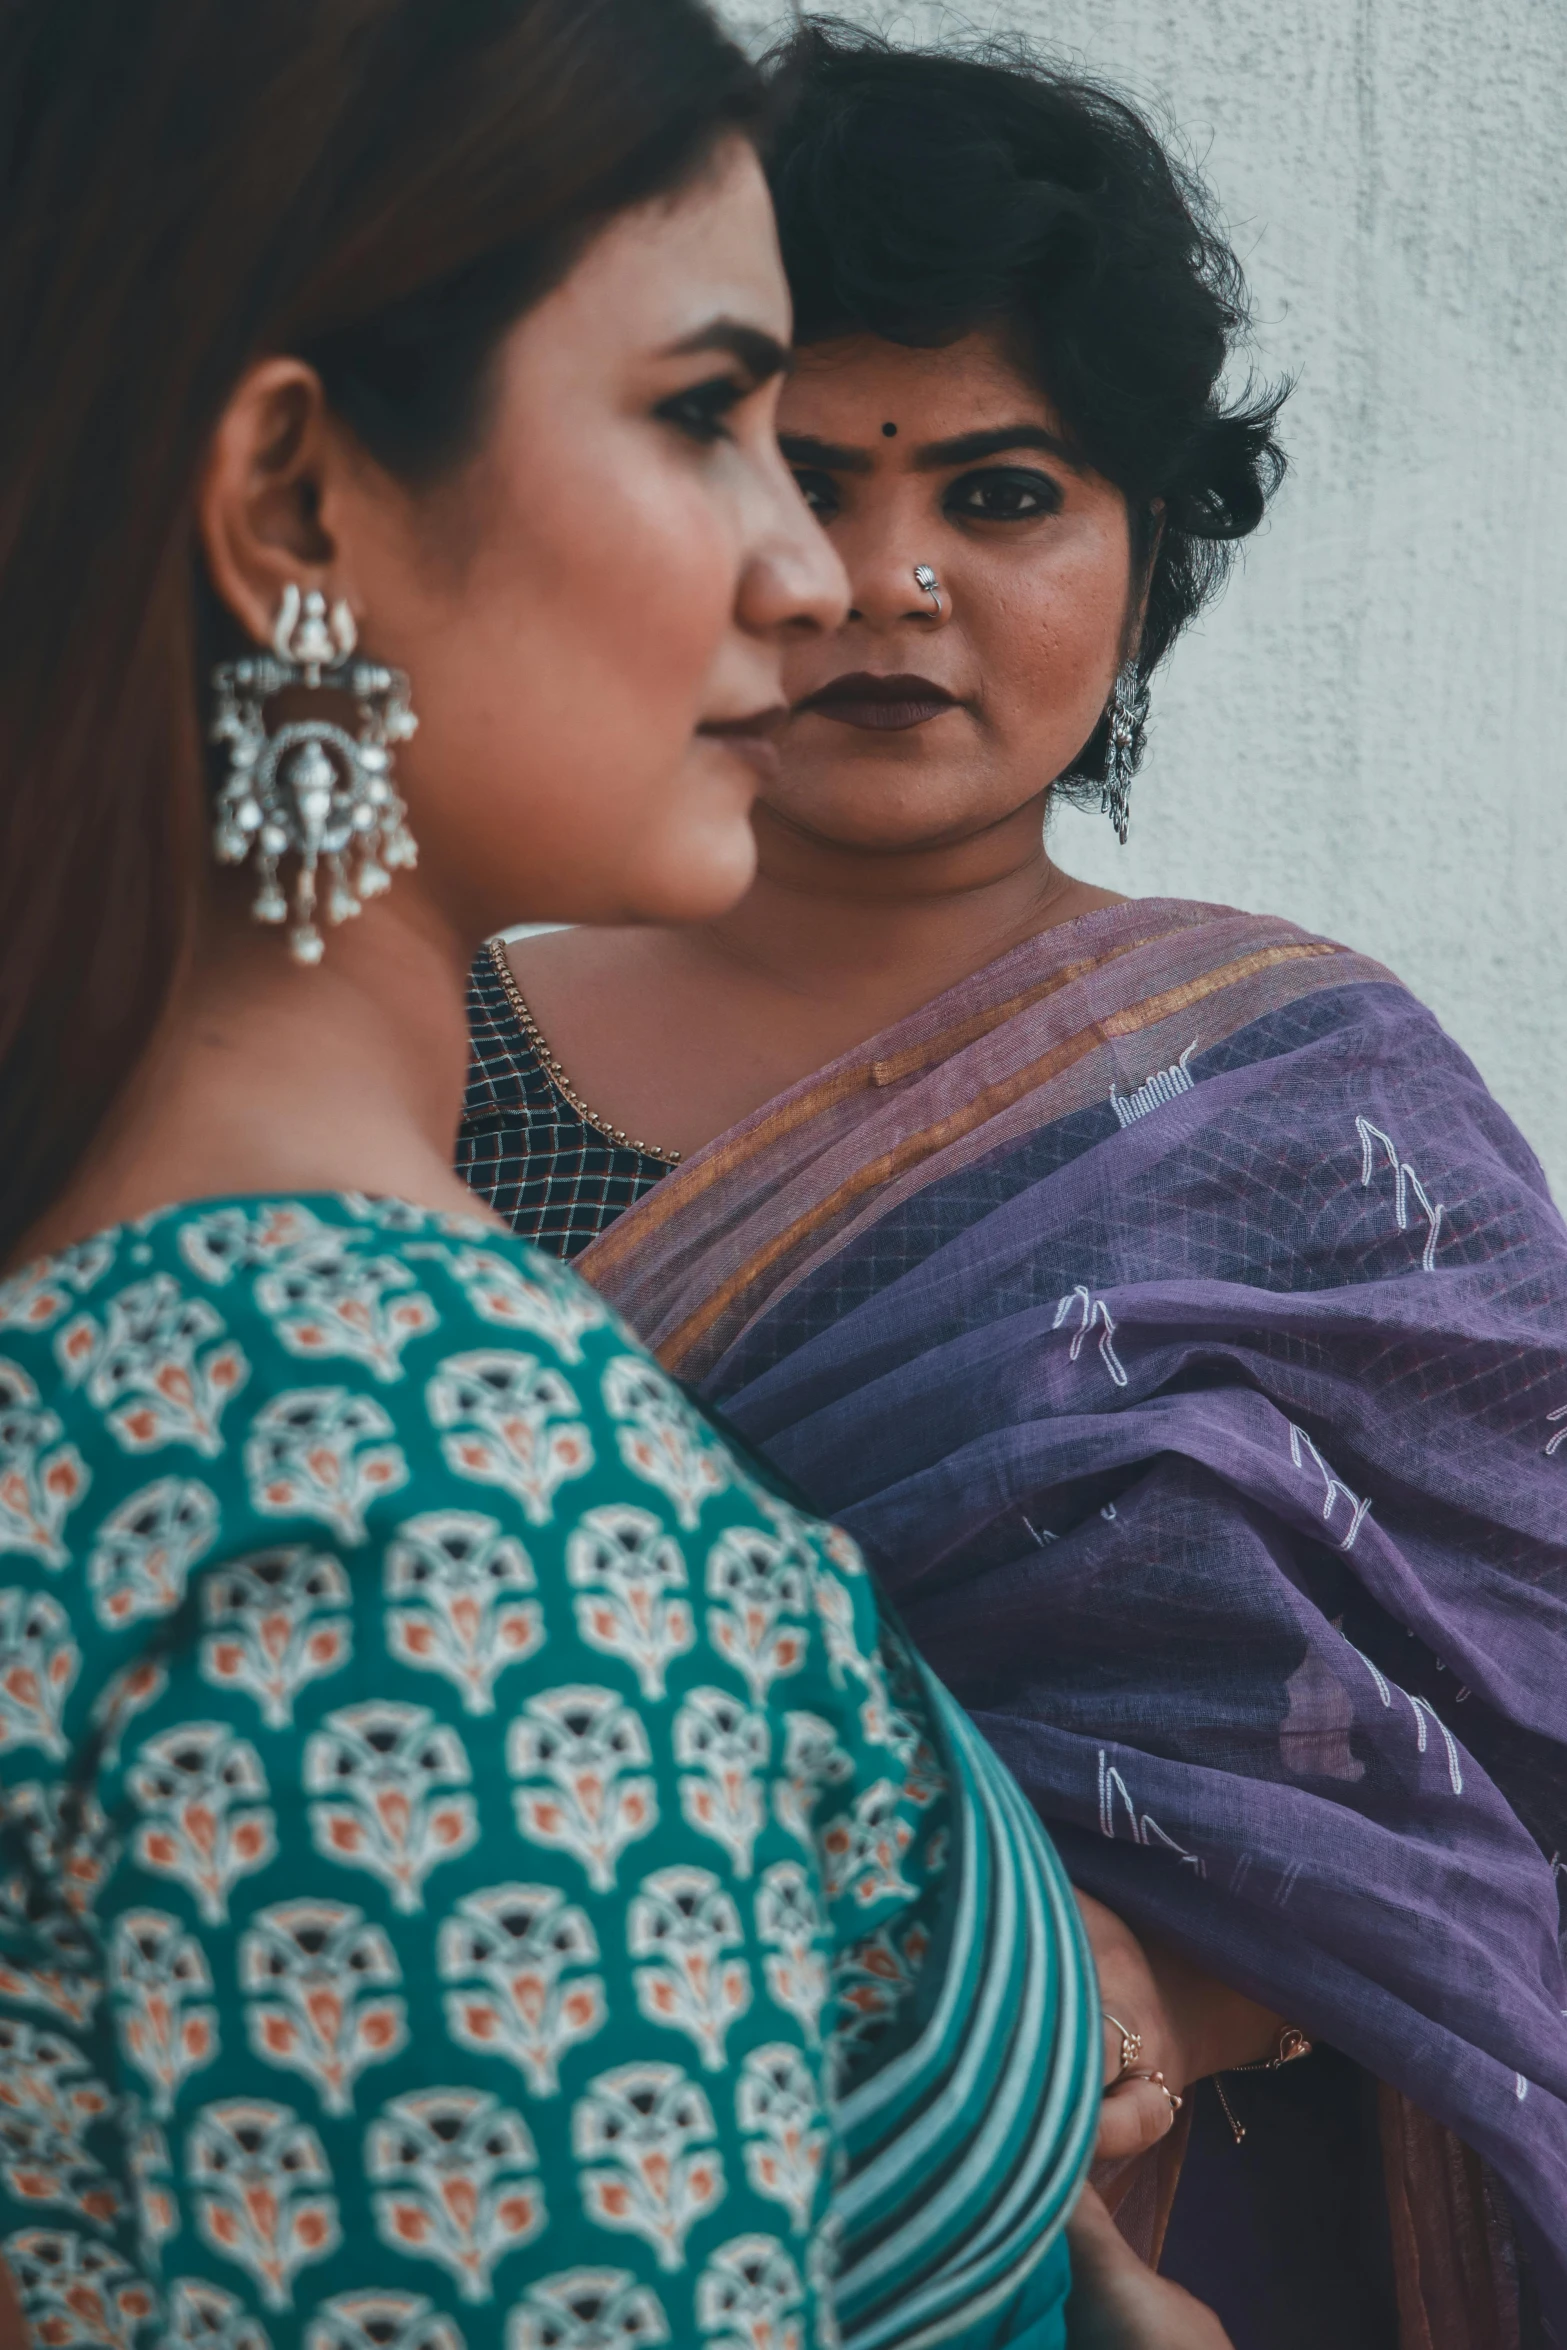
(197, 357, 344, 647)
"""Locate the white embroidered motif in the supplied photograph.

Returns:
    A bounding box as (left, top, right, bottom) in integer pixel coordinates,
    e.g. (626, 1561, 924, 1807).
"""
(87, 1478, 220, 1630)
(1110, 1039, 1197, 1128)
(704, 1528, 810, 1709)
(442, 1243, 607, 1364)
(1096, 1750, 1205, 1876)
(1341, 1635, 1465, 1795)
(1053, 1285, 1128, 1389)
(384, 1512, 543, 1716)
(200, 1546, 352, 1728)
(428, 1353, 591, 1528)
(1356, 1117, 1444, 1271)
(601, 1358, 729, 1530)
(129, 1724, 277, 1924)
(1288, 1424, 1372, 1551)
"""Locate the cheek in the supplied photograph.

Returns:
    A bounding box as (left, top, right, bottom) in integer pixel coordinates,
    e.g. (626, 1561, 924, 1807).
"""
(391, 441, 740, 896)
(462, 449, 736, 755)
(984, 544, 1126, 740)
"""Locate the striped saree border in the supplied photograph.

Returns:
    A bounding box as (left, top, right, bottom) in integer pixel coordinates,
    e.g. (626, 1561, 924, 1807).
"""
(630, 937, 1347, 1376)
(581, 929, 1169, 1275)
(837, 1656, 1099, 2350)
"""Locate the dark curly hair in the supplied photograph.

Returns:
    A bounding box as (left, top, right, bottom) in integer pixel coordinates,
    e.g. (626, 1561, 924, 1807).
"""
(766, 19, 1288, 798)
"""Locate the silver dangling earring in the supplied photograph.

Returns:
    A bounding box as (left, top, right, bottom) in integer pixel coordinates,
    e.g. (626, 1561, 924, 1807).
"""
(1101, 660, 1149, 846)
(209, 584, 419, 966)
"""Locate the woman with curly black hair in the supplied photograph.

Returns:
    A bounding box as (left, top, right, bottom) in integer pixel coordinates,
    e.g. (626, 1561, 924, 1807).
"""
(463, 25, 1567, 2346)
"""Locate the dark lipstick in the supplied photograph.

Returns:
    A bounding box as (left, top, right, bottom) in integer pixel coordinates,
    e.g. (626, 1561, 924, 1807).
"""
(799, 671, 961, 732)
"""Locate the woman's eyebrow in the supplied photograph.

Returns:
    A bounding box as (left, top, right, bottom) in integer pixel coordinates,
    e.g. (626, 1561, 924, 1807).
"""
(777, 432, 874, 474)
(661, 319, 794, 383)
(913, 423, 1080, 469)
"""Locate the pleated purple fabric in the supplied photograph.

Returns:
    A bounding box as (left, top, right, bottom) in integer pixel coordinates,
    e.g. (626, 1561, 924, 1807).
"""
(583, 899, 1567, 2335)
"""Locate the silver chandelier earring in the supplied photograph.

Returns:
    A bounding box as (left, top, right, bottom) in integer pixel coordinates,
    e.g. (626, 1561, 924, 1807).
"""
(210, 584, 419, 965)
(1101, 660, 1150, 846)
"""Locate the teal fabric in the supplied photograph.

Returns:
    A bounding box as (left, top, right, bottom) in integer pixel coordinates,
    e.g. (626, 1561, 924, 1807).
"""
(0, 1195, 1097, 2349)
(985, 2241, 1072, 2350)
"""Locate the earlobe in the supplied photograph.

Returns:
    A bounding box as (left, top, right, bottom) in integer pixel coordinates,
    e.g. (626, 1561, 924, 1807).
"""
(197, 356, 339, 647)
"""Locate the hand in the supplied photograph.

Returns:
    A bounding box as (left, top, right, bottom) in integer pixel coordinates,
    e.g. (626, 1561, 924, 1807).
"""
(1080, 1890, 1186, 2161)
(1077, 1888, 1285, 2162)
(1066, 2184, 1234, 2350)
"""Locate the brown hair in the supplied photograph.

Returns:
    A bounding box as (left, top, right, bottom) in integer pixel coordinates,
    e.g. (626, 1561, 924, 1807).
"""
(0, 0, 761, 1258)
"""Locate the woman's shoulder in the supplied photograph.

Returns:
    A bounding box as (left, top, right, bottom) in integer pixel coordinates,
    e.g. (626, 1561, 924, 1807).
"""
(0, 1186, 717, 1494)
(0, 1188, 901, 1699)
(0, 1188, 611, 1394)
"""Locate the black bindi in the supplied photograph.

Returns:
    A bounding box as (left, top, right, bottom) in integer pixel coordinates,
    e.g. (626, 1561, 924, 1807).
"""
(881, 420, 898, 437)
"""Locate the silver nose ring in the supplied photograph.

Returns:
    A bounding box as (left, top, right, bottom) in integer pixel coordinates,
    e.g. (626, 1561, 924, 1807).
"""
(913, 563, 943, 618)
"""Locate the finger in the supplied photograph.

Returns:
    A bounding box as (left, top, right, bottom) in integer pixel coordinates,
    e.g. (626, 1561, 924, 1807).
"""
(1069, 2185, 1239, 2350)
(1100, 2010, 1147, 2087)
(1065, 2181, 1129, 2278)
(1093, 2076, 1180, 2161)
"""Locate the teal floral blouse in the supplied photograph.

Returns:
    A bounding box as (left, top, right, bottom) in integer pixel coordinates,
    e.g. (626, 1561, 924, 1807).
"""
(0, 1196, 1096, 2350)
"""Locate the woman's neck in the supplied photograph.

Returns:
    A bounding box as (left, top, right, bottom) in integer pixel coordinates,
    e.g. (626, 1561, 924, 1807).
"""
(709, 801, 1117, 1009)
(17, 893, 492, 1266)
(507, 802, 1127, 1162)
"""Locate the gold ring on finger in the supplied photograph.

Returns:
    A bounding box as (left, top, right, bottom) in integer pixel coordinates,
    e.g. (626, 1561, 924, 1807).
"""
(1102, 2010, 1143, 2083)
(1121, 2065, 1183, 2116)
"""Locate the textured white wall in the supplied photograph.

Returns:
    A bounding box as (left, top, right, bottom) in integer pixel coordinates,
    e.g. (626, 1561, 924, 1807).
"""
(723, 0, 1567, 1194)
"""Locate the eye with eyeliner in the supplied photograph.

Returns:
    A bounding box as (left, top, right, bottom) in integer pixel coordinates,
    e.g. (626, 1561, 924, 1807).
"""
(655, 374, 750, 445)
(789, 468, 840, 518)
(944, 465, 1063, 521)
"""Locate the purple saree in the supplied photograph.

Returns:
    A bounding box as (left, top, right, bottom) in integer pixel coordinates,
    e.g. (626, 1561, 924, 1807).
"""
(580, 898, 1567, 2341)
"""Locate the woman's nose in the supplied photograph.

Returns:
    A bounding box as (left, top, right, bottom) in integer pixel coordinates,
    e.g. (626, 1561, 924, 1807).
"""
(741, 469, 850, 639)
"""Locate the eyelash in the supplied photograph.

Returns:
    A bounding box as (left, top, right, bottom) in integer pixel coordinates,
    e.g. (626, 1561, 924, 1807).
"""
(657, 376, 747, 445)
(791, 470, 839, 518)
(944, 467, 1062, 521)
(787, 464, 1064, 524)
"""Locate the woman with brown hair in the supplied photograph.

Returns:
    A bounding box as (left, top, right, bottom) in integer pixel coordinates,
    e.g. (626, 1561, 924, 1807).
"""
(462, 22, 1567, 2350)
(0, 3, 1240, 2344)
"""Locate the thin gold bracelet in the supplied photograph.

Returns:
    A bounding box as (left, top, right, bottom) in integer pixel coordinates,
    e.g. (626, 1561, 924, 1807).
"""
(1214, 2026, 1313, 2145)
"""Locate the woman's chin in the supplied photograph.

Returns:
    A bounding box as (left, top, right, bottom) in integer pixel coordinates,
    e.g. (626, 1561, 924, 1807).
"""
(616, 773, 761, 924)
(754, 778, 988, 858)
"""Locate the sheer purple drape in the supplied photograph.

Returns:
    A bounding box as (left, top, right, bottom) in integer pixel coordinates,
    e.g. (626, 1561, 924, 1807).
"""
(586, 903, 1567, 2333)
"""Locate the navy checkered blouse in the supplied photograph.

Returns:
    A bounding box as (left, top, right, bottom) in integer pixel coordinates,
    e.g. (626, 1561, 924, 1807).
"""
(457, 940, 673, 1258)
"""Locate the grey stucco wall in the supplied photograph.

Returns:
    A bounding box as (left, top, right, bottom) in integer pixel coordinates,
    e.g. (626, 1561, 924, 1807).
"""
(724, 0, 1567, 1195)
